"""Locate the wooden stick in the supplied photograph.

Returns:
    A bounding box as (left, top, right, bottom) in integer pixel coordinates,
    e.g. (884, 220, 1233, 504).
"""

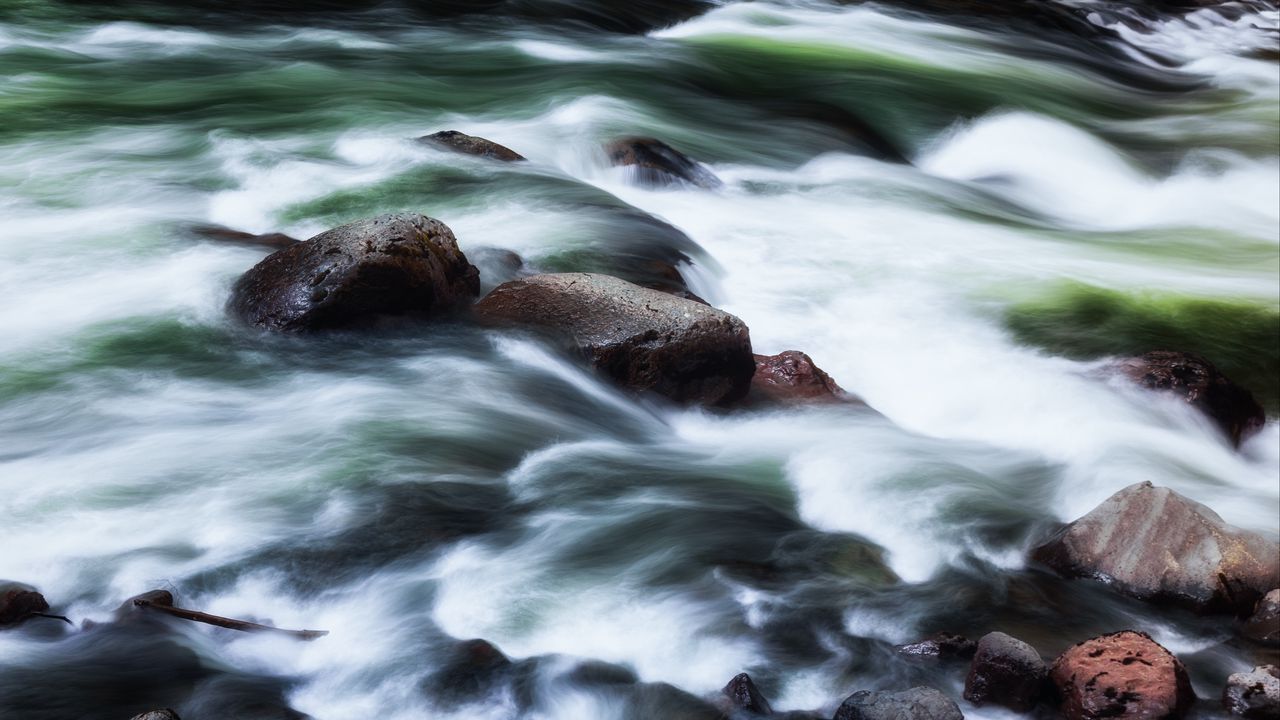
(133, 597, 328, 641)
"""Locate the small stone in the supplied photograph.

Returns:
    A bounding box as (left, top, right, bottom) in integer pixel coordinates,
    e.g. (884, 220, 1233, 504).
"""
(1050, 630, 1194, 720)
(130, 711, 181, 720)
(834, 687, 963, 720)
(1242, 590, 1280, 646)
(963, 631, 1046, 711)
(0, 582, 50, 627)
(897, 633, 977, 660)
(419, 130, 525, 161)
(722, 672, 773, 715)
(1223, 665, 1280, 719)
(749, 351, 847, 405)
(605, 137, 722, 189)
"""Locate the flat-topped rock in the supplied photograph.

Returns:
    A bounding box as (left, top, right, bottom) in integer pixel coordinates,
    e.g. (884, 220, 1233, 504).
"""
(473, 273, 754, 406)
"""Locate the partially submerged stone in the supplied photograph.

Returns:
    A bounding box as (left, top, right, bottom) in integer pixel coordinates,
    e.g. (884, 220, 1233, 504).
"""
(605, 137, 722, 189)
(897, 632, 977, 660)
(1223, 665, 1280, 719)
(130, 711, 181, 720)
(1242, 590, 1280, 646)
(834, 687, 963, 720)
(749, 351, 847, 405)
(473, 273, 754, 406)
(722, 672, 773, 715)
(189, 224, 299, 250)
(0, 581, 49, 627)
(963, 631, 1046, 712)
(1032, 481, 1279, 615)
(1116, 350, 1265, 447)
(419, 130, 525, 162)
(230, 213, 479, 332)
(1050, 631, 1193, 720)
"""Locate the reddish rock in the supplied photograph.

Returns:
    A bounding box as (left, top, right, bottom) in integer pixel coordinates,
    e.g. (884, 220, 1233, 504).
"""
(1117, 351, 1264, 447)
(419, 130, 525, 161)
(0, 582, 49, 627)
(963, 631, 1046, 711)
(1032, 481, 1279, 615)
(230, 213, 479, 332)
(605, 137, 722, 189)
(1242, 590, 1280, 646)
(473, 273, 754, 406)
(750, 351, 846, 405)
(1050, 631, 1194, 720)
(1223, 665, 1280, 719)
(897, 632, 977, 660)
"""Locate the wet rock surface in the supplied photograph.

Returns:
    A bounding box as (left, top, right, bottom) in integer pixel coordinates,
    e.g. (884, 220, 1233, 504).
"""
(1223, 665, 1280, 719)
(1242, 590, 1280, 646)
(1032, 481, 1280, 614)
(229, 213, 480, 332)
(833, 687, 964, 720)
(129, 711, 181, 720)
(749, 351, 847, 405)
(1117, 350, 1265, 446)
(606, 137, 723, 189)
(897, 633, 977, 660)
(722, 672, 773, 715)
(0, 582, 49, 627)
(188, 224, 299, 251)
(419, 130, 526, 161)
(473, 272, 754, 406)
(1050, 630, 1194, 720)
(963, 631, 1046, 711)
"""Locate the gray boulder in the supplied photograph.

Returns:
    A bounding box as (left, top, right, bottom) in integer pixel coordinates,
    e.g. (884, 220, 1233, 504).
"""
(1032, 481, 1279, 614)
(963, 632, 1046, 711)
(1223, 665, 1280, 719)
(230, 213, 479, 332)
(473, 273, 754, 406)
(834, 687, 963, 720)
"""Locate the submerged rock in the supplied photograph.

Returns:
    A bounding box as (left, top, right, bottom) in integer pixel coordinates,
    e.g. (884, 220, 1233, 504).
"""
(129, 711, 181, 720)
(473, 273, 754, 406)
(897, 633, 977, 660)
(1050, 631, 1193, 720)
(1223, 665, 1280, 719)
(423, 638, 515, 705)
(419, 130, 526, 161)
(1116, 350, 1265, 446)
(229, 213, 479, 332)
(1032, 481, 1280, 615)
(0, 581, 49, 627)
(963, 631, 1046, 712)
(189, 224, 299, 250)
(605, 137, 722, 189)
(834, 687, 963, 720)
(722, 673, 773, 715)
(749, 351, 848, 405)
(1242, 590, 1280, 646)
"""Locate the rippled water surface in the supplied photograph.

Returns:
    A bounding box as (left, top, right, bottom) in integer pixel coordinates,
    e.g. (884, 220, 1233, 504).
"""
(1, 1, 1278, 718)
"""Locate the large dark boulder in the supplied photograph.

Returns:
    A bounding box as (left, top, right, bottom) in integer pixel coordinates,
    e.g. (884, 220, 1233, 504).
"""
(1032, 481, 1280, 615)
(1116, 351, 1265, 447)
(606, 137, 723, 190)
(473, 273, 755, 406)
(419, 131, 525, 162)
(962, 632, 1046, 712)
(229, 213, 479, 332)
(834, 687, 963, 720)
(1050, 631, 1193, 720)
(749, 351, 847, 405)
(1223, 665, 1280, 719)
(1242, 590, 1280, 646)
(0, 582, 49, 627)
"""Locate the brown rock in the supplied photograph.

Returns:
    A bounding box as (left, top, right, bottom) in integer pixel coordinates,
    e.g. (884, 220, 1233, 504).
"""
(0, 582, 49, 627)
(963, 631, 1046, 711)
(473, 273, 754, 406)
(1223, 665, 1280, 719)
(229, 213, 479, 332)
(1117, 351, 1265, 447)
(1050, 630, 1194, 720)
(750, 351, 846, 405)
(419, 130, 525, 161)
(1032, 481, 1280, 615)
(605, 137, 722, 189)
(1242, 590, 1280, 646)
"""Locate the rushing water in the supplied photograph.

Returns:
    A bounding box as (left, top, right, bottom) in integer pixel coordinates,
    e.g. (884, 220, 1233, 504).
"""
(1, 1, 1278, 718)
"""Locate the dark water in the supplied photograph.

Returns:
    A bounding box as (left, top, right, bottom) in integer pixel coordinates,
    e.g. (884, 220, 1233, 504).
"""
(1, 1, 1277, 718)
